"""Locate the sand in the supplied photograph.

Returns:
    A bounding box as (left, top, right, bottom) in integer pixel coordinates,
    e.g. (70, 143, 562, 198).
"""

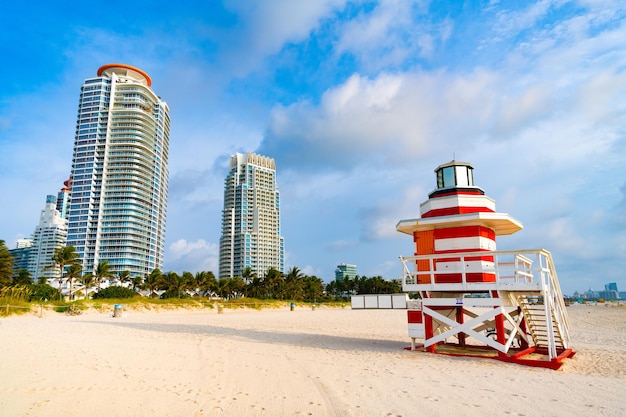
(1, 303, 624, 417)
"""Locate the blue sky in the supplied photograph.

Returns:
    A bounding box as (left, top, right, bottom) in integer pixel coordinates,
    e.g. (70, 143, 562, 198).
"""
(1, 0, 625, 295)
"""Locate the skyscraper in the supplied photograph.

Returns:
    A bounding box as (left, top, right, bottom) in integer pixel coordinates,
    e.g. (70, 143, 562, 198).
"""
(28, 195, 68, 280)
(66, 64, 170, 278)
(219, 152, 285, 279)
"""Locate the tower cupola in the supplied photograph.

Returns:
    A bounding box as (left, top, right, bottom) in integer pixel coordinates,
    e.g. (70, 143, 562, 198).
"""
(431, 160, 483, 198)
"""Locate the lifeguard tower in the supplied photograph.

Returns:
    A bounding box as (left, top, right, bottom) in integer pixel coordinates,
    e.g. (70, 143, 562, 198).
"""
(396, 161, 574, 369)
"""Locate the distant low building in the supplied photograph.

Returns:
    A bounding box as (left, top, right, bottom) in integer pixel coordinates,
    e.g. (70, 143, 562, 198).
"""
(600, 283, 621, 300)
(335, 263, 358, 281)
(582, 288, 599, 299)
(9, 238, 33, 276)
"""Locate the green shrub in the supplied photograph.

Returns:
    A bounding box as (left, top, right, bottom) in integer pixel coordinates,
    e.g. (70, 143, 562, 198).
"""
(28, 283, 60, 302)
(93, 286, 137, 299)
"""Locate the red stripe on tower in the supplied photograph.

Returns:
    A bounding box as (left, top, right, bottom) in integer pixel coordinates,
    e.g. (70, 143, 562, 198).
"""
(422, 206, 495, 218)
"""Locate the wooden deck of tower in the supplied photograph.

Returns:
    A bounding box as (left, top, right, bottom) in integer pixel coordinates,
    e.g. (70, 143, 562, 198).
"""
(396, 161, 575, 369)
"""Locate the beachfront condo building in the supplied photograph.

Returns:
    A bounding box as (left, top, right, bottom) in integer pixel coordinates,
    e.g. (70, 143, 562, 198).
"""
(27, 195, 68, 280)
(219, 152, 285, 279)
(66, 64, 170, 278)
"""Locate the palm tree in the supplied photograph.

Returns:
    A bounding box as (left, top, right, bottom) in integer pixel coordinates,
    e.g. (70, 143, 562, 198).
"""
(229, 277, 245, 299)
(117, 270, 131, 287)
(215, 278, 233, 299)
(65, 264, 82, 300)
(241, 267, 257, 297)
(182, 271, 195, 296)
(247, 275, 263, 299)
(93, 260, 113, 291)
(0, 240, 13, 288)
(46, 246, 81, 297)
(194, 271, 217, 297)
(264, 267, 284, 299)
(163, 271, 188, 299)
(143, 268, 163, 298)
(303, 275, 324, 302)
(131, 276, 143, 292)
(80, 273, 94, 300)
(284, 266, 304, 300)
(13, 269, 32, 286)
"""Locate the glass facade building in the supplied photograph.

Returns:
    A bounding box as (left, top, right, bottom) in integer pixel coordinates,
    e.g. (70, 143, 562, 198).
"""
(9, 239, 33, 277)
(219, 152, 285, 279)
(335, 263, 358, 281)
(66, 64, 170, 277)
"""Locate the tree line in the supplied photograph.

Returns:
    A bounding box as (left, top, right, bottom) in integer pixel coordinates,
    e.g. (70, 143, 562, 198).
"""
(0, 242, 402, 301)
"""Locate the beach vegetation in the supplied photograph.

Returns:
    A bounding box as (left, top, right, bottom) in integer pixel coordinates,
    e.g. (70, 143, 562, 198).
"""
(162, 271, 190, 298)
(0, 239, 15, 288)
(93, 285, 137, 299)
(325, 275, 402, 299)
(44, 246, 81, 296)
(0, 284, 33, 316)
(117, 270, 131, 286)
(143, 268, 164, 298)
(0, 243, 397, 314)
(160, 289, 191, 299)
(28, 283, 60, 302)
(80, 274, 95, 300)
(193, 270, 218, 297)
(93, 260, 114, 291)
(65, 264, 82, 301)
(1, 284, 31, 301)
(13, 269, 32, 285)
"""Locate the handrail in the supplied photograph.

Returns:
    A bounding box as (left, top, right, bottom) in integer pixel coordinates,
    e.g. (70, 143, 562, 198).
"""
(544, 252, 571, 347)
(399, 249, 557, 288)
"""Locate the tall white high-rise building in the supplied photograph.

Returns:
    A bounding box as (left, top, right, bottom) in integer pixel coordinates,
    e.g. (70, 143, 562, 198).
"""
(219, 152, 285, 279)
(28, 195, 68, 280)
(66, 64, 170, 277)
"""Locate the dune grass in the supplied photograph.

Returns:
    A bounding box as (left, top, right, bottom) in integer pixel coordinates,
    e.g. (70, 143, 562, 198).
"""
(0, 296, 350, 317)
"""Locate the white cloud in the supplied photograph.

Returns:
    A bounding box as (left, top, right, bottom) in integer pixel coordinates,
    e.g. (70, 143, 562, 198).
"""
(360, 184, 428, 241)
(492, 0, 560, 37)
(218, 0, 348, 75)
(335, 0, 447, 69)
(167, 239, 219, 273)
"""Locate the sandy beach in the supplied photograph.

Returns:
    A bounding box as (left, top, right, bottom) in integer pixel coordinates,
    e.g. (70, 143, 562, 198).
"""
(1, 303, 624, 417)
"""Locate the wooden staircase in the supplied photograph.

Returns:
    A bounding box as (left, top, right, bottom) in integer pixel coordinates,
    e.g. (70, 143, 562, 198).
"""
(516, 294, 567, 351)
(503, 251, 572, 360)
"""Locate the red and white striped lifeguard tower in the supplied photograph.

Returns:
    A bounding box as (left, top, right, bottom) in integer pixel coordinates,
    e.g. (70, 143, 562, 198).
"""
(397, 160, 574, 369)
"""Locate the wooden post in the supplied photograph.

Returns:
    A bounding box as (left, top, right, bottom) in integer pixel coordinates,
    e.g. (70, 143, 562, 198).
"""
(495, 310, 507, 358)
(519, 314, 529, 349)
(456, 307, 466, 347)
(425, 313, 435, 353)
